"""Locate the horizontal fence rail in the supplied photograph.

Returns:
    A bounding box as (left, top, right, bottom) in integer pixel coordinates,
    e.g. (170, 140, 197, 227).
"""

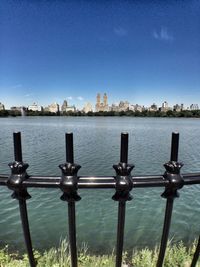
(0, 132, 200, 267)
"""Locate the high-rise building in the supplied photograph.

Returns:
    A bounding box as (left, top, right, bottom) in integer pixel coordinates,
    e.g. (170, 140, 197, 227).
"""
(173, 104, 184, 112)
(95, 93, 109, 112)
(103, 93, 107, 106)
(83, 102, 93, 113)
(0, 102, 5, 110)
(61, 100, 68, 112)
(97, 93, 101, 106)
(149, 103, 158, 111)
(45, 102, 59, 113)
(181, 104, 184, 110)
(118, 101, 129, 111)
(161, 101, 169, 112)
(190, 104, 199, 110)
(61, 99, 76, 113)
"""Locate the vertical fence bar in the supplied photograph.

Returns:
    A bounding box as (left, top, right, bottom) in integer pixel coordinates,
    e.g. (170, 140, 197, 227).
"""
(66, 133, 74, 164)
(115, 133, 128, 267)
(120, 133, 128, 164)
(19, 198, 35, 267)
(116, 201, 126, 267)
(66, 133, 78, 267)
(13, 132, 22, 162)
(170, 132, 179, 162)
(191, 236, 200, 267)
(156, 132, 180, 267)
(156, 197, 174, 267)
(13, 132, 36, 267)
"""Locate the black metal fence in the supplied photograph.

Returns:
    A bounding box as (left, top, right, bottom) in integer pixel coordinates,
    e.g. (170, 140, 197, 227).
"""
(1, 132, 200, 267)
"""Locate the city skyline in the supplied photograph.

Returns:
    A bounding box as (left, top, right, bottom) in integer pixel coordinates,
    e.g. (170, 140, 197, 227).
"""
(0, 1, 200, 109)
(1, 93, 199, 113)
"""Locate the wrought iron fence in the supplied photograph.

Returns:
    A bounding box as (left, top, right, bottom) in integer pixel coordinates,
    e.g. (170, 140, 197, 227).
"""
(0, 131, 200, 267)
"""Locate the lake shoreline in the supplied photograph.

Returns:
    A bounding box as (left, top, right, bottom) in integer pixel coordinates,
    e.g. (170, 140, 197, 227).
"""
(1, 109, 200, 119)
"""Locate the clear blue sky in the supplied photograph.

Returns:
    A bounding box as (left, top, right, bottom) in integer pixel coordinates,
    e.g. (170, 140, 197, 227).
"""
(0, 0, 200, 109)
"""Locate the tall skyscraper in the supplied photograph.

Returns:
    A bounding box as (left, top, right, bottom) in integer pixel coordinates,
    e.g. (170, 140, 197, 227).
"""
(0, 102, 5, 110)
(95, 93, 109, 112)
(97, 93, 101, 106)
(103, 93, 108, 106)
(161, 101, 169, 112)
(61, 100, 68, 112)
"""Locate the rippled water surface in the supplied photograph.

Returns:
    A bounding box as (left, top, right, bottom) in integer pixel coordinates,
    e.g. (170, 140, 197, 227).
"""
(0, 116, 200, 253)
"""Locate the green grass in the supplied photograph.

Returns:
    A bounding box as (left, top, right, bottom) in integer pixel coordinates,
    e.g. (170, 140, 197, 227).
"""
(0, 240, 199, 267)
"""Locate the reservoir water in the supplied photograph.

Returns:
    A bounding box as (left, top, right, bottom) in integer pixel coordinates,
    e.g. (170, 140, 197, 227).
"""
(0, 116, 200, 253)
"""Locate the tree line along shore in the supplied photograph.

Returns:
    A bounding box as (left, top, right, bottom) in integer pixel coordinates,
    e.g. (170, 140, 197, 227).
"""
(1, 109, 200, 118)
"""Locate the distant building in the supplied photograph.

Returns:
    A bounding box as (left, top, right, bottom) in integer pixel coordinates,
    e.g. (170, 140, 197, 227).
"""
(83, 102, 93, 113)
(129, 105, 135, 111)
(110, 101, 129, 112)
(10, 106, 23, 112)
(0, 102, 5, 110)
(65, 106, 76, 112)
(190, 104, 199, 110)
(10, 106, 24, 112)
(110, 103, 119, 112)
(61, 100, 76, 113)
(10, 106, 27, 115)
(173, 104, 184, 112)
(161, 101, 169, 112)
(95, 93, 109, 112)
(45, 102, 59, 113)
(28, 103, 42, 112)
(173, 104, 181, 112)
(128, 104, 144, 112)
(61, 100, 68, 112)
(149, 103, 158, 111)
(118, 101, 129, 111)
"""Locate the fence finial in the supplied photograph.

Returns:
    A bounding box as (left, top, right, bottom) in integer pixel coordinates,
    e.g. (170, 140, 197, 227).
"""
(59, 133, 81, 202)
(157, 132, 184, 267)
(162, 132, 184, 199)
(7, 132, 30, 200)
(6, 132, 35, 267)
(112, 132, 134, 202)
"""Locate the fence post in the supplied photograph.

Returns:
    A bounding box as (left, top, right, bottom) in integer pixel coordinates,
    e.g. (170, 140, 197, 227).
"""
(59, 133, 81, 267)
(156, 132, 184, 267)
(112, 133, 134, 267)
(7, 132, 36, 267)
(191, 235, 200, 266)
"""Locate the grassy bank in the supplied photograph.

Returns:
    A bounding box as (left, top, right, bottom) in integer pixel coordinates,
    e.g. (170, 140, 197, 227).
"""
(0, 240, 199, 267)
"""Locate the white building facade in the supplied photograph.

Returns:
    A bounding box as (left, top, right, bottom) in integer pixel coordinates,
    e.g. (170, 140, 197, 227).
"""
(28, 103, 42, 111)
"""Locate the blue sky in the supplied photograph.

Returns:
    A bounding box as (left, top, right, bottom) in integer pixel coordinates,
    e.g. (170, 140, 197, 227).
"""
(0, 0, 200, 109)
